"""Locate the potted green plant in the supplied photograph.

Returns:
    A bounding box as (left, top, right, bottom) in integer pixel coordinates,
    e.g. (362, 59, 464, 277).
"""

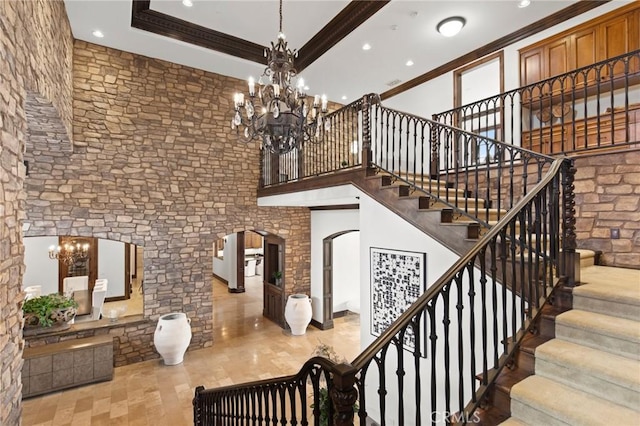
(272, 270, 282, 286)
(23, 293, 78, 336)
(310, 341, 358, 425)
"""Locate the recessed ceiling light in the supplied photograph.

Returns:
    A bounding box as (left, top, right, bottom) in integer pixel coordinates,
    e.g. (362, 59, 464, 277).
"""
(362, 43, 372, 51)
(436, 17, 466, 37)
(182, 0, 193, 7)
(341, 95, 347, 100)
(518, 0, 531, 8)
(92, 30, 104, 38)
(406, 60, 414, 67)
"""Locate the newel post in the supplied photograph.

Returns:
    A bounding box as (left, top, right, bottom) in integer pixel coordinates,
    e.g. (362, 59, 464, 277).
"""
(561, 158, 578, 286)
(330, 363, 358, 426)
(361, 94, 373, 170)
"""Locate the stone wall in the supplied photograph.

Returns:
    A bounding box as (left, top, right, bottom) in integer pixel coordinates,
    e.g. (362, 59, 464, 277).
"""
(24, 41, 311, 364)
(0, 0, 73, 423)
(574, 150, 640, 268)
(437, 150, 639, 269)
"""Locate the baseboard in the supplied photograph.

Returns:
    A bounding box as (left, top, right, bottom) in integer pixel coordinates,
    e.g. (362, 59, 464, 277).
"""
(212, 272, 228, 285)
(310, 310, 358, 330)
(310, 318, 333, 330)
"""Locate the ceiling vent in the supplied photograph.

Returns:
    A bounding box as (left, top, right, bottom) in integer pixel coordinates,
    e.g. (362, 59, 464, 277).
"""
(386, 79, 402, 87)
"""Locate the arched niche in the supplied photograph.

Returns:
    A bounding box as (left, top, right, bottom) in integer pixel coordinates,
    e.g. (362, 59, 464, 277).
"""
(23, 235, 144, 323)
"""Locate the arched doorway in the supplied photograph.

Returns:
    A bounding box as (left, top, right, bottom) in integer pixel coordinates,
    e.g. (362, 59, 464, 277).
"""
(320, 229, 359, 329)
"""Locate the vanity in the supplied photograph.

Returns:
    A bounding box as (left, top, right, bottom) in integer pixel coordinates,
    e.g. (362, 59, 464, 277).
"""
(22, 335, 114, 398)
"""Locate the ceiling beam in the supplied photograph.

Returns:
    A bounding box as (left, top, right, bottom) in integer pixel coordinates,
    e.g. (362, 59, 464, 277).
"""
(296, 1, 391, 72)
(130, 0, 389, 71)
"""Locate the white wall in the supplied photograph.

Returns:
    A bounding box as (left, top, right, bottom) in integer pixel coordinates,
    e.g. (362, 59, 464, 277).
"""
(358, 193, 522, 424)
(332, 231, 360, 314)
(98, 238, 125, 298)
(384, 1, 634, 120)
(310, 209, 360, 322)
(212, 239, 229, 281)
(23, 236, 59, 295)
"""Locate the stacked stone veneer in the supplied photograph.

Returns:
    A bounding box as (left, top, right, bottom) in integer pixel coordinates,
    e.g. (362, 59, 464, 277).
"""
(23, 40, 311, 365)
(1, 0, 73, 423)
(442, 150, 639, 269)
(573, 150, 640, 268)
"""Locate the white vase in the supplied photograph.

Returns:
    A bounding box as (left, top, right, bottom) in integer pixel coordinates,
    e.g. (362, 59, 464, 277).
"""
(284, 294, 312, 336)
(154, 312, 192, 365)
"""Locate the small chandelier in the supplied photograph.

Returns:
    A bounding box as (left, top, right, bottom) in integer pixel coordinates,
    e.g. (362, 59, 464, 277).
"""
(231, 0, 329, 154)
(49, 241, 90, 265)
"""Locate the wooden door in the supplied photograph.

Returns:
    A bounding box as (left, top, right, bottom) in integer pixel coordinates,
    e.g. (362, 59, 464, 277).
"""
(322, 239, 334, 329)
(263, 236, 285, 327)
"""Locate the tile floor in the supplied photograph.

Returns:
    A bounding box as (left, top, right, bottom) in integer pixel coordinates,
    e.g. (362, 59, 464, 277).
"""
(22, 276, 361, 425)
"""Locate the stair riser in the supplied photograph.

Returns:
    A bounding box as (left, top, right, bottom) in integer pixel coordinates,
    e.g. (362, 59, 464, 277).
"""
(490, 387, 512, 415)
(535, 359, 640, 411)
(538, 316, 556, 339)
(555, 325, 640, 360)
(573, 297, 640, 321)
(515, 350, 535, 372)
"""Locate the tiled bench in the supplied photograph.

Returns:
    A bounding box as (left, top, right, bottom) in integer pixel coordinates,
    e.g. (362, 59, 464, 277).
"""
(22, 335, 113, 398)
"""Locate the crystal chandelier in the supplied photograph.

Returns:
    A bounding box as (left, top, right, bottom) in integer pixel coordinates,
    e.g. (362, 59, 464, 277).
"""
(231, 0, 329, 154)
(49, 241, 90, 265)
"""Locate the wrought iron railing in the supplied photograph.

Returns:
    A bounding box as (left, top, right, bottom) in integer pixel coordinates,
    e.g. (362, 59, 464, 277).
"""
(195, 157, 575, 425)
(433, 50, 640, 156)
(260, 97, 365, 187)
(197, 94, 578, 424)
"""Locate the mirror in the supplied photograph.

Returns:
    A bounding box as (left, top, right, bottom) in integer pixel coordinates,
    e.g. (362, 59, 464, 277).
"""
(23, 236, 144, 323)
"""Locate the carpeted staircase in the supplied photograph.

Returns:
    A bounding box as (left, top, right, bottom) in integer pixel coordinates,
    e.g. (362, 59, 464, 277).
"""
(501, 266, 640, 425)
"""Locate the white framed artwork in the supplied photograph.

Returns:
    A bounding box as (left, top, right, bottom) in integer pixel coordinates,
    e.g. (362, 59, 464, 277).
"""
(370, 247, 426, 356)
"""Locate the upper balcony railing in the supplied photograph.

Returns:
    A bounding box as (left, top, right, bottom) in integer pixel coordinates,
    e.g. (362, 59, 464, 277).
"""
(433, 50, 640, 157)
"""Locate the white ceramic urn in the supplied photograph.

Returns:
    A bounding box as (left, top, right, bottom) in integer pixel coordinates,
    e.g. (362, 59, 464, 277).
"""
(154, 312, 192, 365)
(284, 294, 312, 336)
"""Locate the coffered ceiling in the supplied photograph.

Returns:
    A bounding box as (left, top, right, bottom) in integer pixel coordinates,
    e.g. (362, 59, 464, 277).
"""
(64, 0, 612, 104)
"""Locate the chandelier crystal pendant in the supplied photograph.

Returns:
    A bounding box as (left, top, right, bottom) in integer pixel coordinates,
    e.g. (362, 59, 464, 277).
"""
(231, 0, 329, 154)
(49, 241, 90, 265)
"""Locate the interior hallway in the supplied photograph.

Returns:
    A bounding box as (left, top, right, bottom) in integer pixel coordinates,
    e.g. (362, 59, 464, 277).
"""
(22, 276, 361, 426)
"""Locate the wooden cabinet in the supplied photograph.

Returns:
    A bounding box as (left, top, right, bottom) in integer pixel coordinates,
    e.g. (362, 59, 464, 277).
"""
(522, 125, 568, 155)
(244, 231, 263, 249)
(522, 104, 640, 155)
(519, 3, 639, 87)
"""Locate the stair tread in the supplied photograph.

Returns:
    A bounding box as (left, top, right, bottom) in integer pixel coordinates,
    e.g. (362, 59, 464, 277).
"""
(574, 267, 640, 306)
(494, 367, 532, 393)
(498, 418, 529, 426)
(556, 309, 640, 344)
(520, 334, 553, 355)
(536, 339, 640, 391)
(511, 376, 640, 424)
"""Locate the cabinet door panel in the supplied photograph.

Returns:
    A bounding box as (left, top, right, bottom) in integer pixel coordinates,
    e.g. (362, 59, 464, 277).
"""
(600, 14, 634, 78)
(573, 28, 599, 86)
(546, 37, 572, 97)
(547, 37, 571, 78)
